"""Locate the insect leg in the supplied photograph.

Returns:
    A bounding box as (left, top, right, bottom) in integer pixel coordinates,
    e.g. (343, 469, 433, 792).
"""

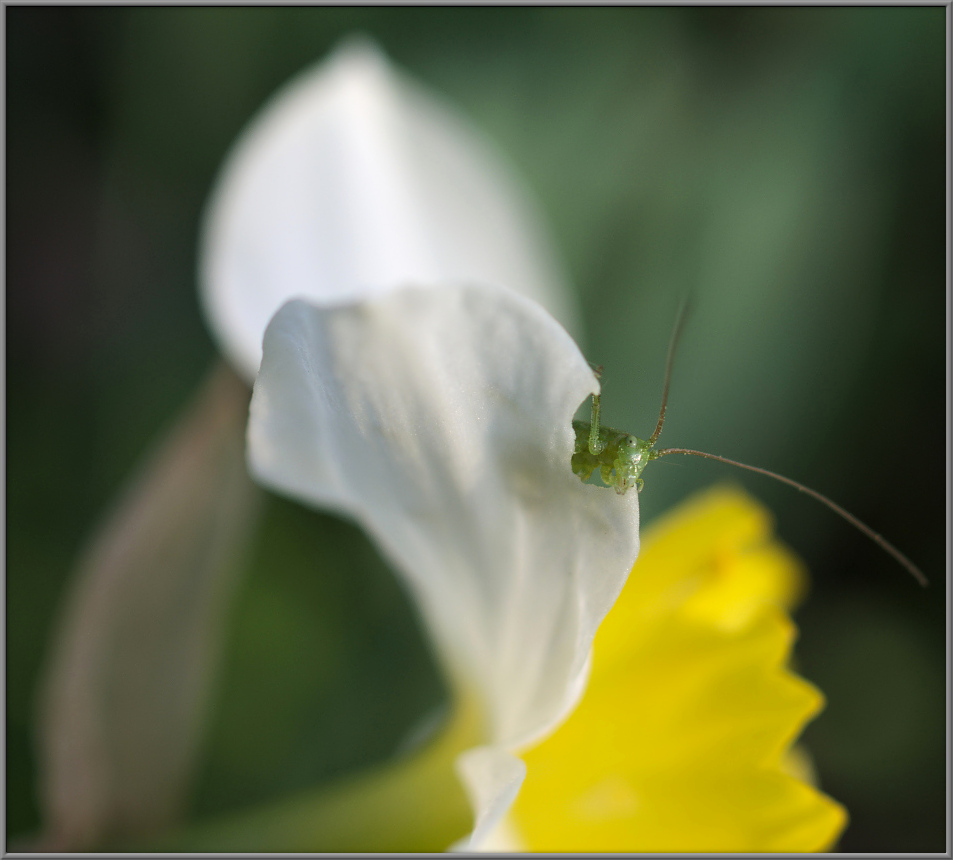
(588, 393, 606, 455)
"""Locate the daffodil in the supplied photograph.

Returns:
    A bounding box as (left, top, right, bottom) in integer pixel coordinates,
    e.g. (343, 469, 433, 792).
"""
(200, 37, 845, 851)
(29, 32, 846, 855)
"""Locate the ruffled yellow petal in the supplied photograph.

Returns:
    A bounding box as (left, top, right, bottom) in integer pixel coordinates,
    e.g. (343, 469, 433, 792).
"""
(512, 485, 847, 852)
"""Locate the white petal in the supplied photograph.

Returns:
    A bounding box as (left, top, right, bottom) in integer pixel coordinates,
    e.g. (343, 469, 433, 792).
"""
(201, 38, 578, 381)
(247, 284, 639, 842)
(35, 366, 260, 850)
(452, 747, 526, 851)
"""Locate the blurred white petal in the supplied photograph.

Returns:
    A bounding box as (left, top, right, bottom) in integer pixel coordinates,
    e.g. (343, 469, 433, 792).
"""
(453, 747, 526, 851)
(247, 284, 639, 844)
(35, 365, 261, 850)
(201, 38, 578, 382)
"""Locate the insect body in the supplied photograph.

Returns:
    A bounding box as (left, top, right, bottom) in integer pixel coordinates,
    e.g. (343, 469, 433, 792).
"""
(572, 397, 656, 495)
(573, 306, 928, 587)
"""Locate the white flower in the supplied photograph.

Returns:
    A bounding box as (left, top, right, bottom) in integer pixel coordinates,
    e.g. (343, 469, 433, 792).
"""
(201, 39, 640, 848)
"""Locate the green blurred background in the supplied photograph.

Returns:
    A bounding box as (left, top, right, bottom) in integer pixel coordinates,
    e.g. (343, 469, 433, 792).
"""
(7, 7, 946, 852)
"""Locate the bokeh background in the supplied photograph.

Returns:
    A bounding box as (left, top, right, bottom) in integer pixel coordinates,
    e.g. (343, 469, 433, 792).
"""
(7, 7, 947, 852)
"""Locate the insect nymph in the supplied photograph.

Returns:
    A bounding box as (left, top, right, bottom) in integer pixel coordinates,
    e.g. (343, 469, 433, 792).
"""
(572, 306, 928, 587)
(571, 379, 659, 495)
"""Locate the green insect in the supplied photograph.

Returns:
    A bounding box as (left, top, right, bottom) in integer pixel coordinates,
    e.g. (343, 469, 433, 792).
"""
(571, 382, 658, 496)
(572, 304, 928, 587)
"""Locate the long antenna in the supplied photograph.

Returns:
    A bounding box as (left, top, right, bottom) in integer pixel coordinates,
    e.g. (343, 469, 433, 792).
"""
(654, 447, 928, 587)
(649, 298, 691, 445)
